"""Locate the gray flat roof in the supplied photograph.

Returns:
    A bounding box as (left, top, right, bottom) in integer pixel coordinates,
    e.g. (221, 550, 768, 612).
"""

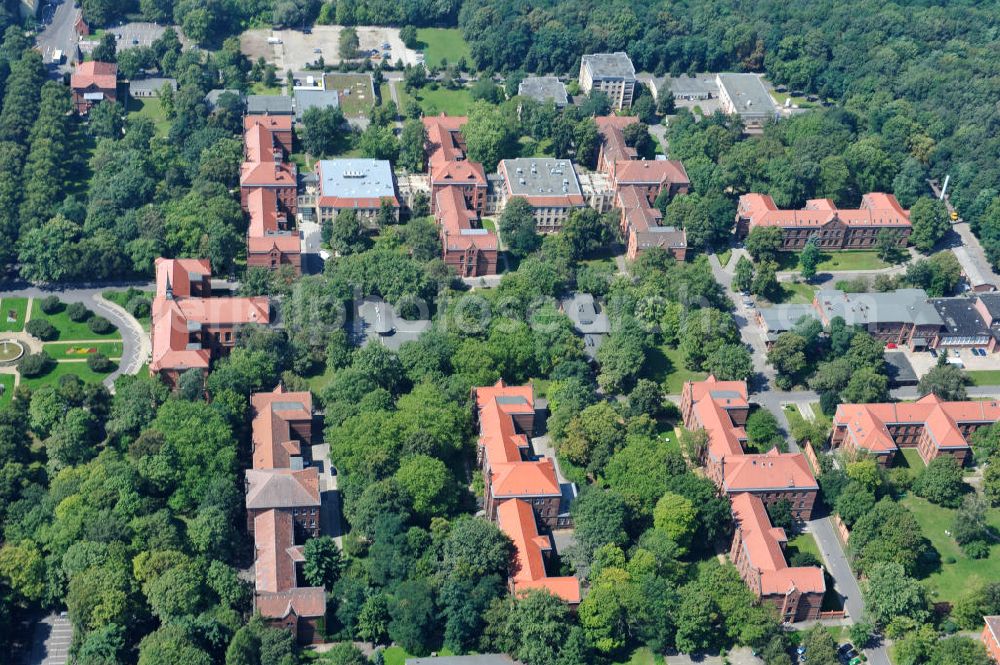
(665, 74, 718, 97)
(562, 292, 610, 334)
(815, 288, 943, 327)
(129, 77, 176, 93)
(582, 52, 635, 80)
(247, 94, 294, 115)
(518, 76, 568, 106)
(884, 351, 918, 385)
(318, 159, 395, 199)
(758, 304, 818, 333)
(294, 89, 340, 120)
(354, 298, 431, 351)
(932, 297, 990, 336)
(716, 73, 774, 115)
(502, 158, 582, 197)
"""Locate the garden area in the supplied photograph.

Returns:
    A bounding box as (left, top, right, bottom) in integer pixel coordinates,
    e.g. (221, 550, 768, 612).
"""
(0, 373, 13, 406)
(900, 494, 1000, 604)
(29, 299, 121, 341)
(102, 288, 154, 329)
(411, 84, 474, 116)
(773, 280, 817, 305)
(126, 96, 171, 137)
(775, 249, 888, 273)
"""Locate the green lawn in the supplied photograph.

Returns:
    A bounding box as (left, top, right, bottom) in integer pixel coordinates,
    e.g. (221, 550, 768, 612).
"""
(21, 360, 117, 390)
(641, 345, 707, 394)
(126, 96, 171, 136)
(481, 218, 496, 232)
(773, 281, 816, 304)
(416, 27, 471, 68)
(0, 373, 13, 406)
(413, 85, 474, 116)
(29, 301, 122, 342)
(717, 249, 733, 267)
(324, 73, 375, 117)
(784, 404, 809, 431)
(0, 297, 29, 332)
(518, 136, 553, 157)
(891, 447, 926, 483)
(382, 646, 455, 665)
(787, 532, 822, 561)
(43, 341, 124, 360)
(816, 250, 888, 271)
(102, 289, 153, 329)
(901, 494, 1000, 603)
(609, 647, 665, 665)
(967, 370, 1000, 386)
(250, 81, 282, 95)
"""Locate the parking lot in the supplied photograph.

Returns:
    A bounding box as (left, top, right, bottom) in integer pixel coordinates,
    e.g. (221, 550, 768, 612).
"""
(82, 22, 177, 51)
(241, 26, 421, 71)
(22, 613, 71, 665)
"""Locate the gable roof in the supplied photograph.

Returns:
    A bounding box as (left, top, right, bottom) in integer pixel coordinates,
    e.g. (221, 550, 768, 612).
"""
(723, 449, 818, 492)
(251, 386, 313, 470)
(245, 468, 320, 509)
(497, 499, 581, 603)
(731, 493, 825, 596)
(739, 192, 911, 230)
(71, 61, 117, 90)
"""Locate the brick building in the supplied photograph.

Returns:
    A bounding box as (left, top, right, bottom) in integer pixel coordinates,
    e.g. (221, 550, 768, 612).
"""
(424, 115, 497, 276)
(313, 159, 399, 227)
(472, 380, 579, 604)
(736, 193, 911, 250)
(246, 187, 301, 273)
(595, 116, 691, 261)
(70, 61, 117, 114)
(730, 493, 825, 622)
(247, 387, 325, 644)
(983, 616, 1000, 664)
(473, 381, 565, 528)
(149, 258, 270, 388)
(682, 376, 818, 520)
(240, 132, 298, 214)
(831, 393, 999, 466)
(497, 499, 581, 605)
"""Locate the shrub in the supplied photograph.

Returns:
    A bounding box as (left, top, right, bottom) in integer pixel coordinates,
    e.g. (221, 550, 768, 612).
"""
(961, 540, 990, 559)
(25, 319, 57, 341)
(39, 295, 64, 314)
(87, 316, 114, 335)
(67, 302, 93, 322)
(18, 351, 55, 377)
(789, 551, 822, 567)
(126, 296, 151, 319)
(86, 352, 113, 373)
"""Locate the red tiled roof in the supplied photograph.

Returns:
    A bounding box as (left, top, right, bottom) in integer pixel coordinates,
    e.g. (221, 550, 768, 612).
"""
(241, 160, 297, 187)
(475, 380, 534, 468)
(245, 114, 293, 133)
(738, 192, 911, 229)
(316, 195, 399, 209)
(833, 393, 998, 455)
(424, 114, 471, 167)
(491, 458, 560, 498)
(723, 449, 818, 492)
(431, 159, 487, 187)
(255, 587, 326, 620)
(985, 617, 1000, 646)
(497, 499, 580, 604)
(150, 258, 271, 373)
(252, 386, 313, 470)
(731, 493, 825, 595)
(71, 61, 117, 91)
(246, 468, 320, 509)
(437, 186, 497, 251)
(596, 115, 639, 165)
(246, 187, 300, 254)
(614, 159, 689, 188)
(254, 508, 298, 593)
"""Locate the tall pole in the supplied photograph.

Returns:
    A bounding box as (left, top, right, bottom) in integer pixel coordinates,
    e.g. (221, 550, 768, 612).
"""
(940, 175, 950, 200)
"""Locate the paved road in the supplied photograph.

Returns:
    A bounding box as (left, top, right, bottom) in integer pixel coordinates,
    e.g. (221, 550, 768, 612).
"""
(22, 612, 71, 665)
(1, 283, 152, 391)
(35, 0, 79, 70)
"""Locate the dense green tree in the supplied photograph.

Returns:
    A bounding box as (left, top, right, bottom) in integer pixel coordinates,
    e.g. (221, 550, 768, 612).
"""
(733, 255, 754, 293)
(909, 197, 951, 253)
(799, 238, 819, 280)
(914, 455, 967, 508)
(303, 536, 343, 589)
(918, 363, 967, 401)
(302, 105, 345, 157)
(745, 226, 783, 262)
(463, 101, 517, 171)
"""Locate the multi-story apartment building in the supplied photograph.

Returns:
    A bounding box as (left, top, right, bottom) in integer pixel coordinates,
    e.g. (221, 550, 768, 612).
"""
(730, 493, 825, 622)
(495, 159, 586, 231)
(247, 387, 325, 644)
(150, 258, 270, 388)
(682, 377, 818, 520)
(736, 193, 912, 250)
(313, 159, 399, 227)
(832, 393, 1000, 466)
(578, 53, 636, 110)
(473, 380, 580, 605)
(424, 114, 497, 276)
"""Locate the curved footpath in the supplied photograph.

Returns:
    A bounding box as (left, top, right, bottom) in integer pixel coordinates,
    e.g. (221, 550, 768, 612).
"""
(1, 282, 153, 392)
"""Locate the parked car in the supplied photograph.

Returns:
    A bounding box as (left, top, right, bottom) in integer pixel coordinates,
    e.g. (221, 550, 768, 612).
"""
(929, 348, 938, 357)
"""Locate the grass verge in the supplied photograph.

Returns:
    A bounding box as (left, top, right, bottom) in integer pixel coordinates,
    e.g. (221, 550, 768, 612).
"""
(22, 360, 118, 390)
(641, 345, 707, 394)
(415, 27, 471, 68)
(413, 85, 474, 116)
(43, 341, 124, 360)
(0, 373, 13, 406)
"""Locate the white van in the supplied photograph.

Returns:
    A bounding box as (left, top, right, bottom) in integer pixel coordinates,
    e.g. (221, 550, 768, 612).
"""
(267, 37, 282, 45)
